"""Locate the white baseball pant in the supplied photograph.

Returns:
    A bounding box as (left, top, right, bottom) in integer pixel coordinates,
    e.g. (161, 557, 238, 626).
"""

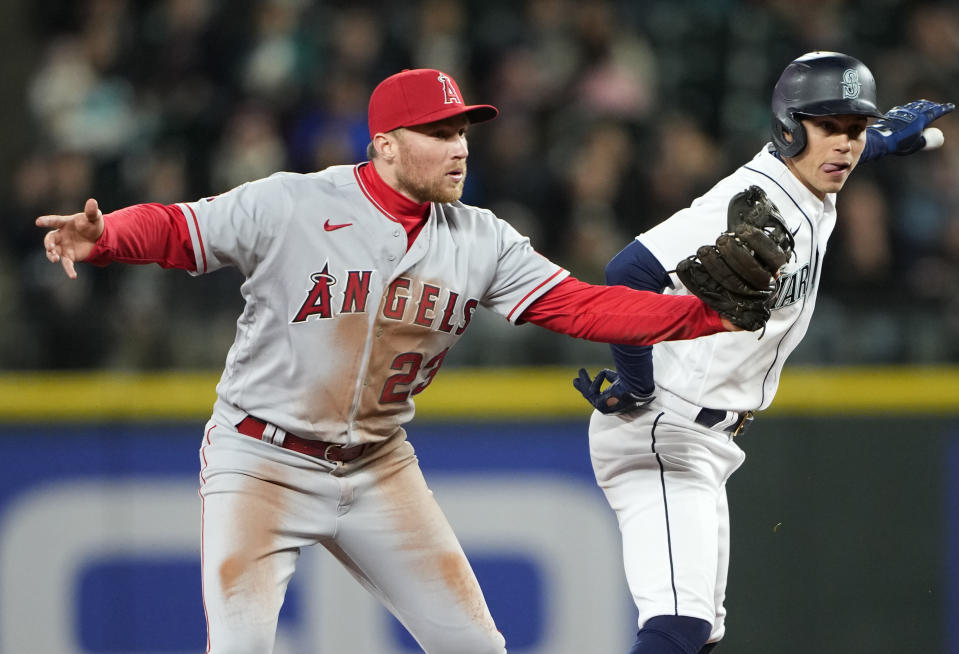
(198, 421, 505, 653)
(588, 395, 746, 643)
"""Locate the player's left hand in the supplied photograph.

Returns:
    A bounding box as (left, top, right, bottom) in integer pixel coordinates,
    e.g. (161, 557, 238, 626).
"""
(863, 99, 955, 160)
(573, 368, 654, 415)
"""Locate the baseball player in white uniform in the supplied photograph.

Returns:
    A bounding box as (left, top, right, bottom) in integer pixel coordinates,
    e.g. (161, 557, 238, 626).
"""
(36, 68, 757, 653)
(575, 52, 954, 653)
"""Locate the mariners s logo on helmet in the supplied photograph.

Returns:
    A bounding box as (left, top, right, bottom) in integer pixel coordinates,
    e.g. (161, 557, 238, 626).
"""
(841, 69, 861, 100)
(437, 73, 461, 105)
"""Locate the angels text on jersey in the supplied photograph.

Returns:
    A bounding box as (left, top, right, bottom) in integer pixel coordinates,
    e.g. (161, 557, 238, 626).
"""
(291, 263, 478, 336)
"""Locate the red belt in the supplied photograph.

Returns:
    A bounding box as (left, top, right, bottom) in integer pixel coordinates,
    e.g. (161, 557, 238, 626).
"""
(235, 416, 370, 463)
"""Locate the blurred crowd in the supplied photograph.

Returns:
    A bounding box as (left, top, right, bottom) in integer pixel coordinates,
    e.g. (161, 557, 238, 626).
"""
(3, 0, 959, 370)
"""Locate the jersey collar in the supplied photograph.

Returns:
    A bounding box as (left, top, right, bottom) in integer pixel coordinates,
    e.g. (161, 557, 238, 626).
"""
(354, 162, 431, 224)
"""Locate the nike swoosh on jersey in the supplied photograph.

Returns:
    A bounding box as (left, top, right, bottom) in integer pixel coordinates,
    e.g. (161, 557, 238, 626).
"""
(324, 219, 352, 231)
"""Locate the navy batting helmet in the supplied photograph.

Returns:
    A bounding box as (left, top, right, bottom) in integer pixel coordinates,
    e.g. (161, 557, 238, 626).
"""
(771, 51, 884, 157)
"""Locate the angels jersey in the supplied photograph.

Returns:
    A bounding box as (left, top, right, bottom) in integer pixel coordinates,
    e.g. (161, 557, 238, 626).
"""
(179, 164, 568, 445)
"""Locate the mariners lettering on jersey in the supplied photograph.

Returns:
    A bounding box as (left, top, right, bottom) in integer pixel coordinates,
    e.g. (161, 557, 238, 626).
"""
(771, 263, 810, 310)
(292, 268, 477, 334)
(437, 73, 461, 105)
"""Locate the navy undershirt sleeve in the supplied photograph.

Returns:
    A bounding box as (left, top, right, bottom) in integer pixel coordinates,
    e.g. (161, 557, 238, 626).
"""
(605, 240, 671, 395)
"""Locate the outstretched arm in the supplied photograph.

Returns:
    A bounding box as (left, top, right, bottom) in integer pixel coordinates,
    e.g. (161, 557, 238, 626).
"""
(36, 198, 105, 279)
(860, 99, 955, 162)
(520, 276, 737, 347)
(37, 200, 196, 278)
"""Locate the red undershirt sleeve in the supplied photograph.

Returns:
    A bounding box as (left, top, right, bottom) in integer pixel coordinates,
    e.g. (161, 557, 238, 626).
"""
(84, 203, 197, 271)
(520, 276, 725, 345)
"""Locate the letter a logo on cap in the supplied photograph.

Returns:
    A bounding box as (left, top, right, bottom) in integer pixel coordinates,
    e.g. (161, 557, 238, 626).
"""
(367, 68, 497, 137)
(438, 73, 461, 105)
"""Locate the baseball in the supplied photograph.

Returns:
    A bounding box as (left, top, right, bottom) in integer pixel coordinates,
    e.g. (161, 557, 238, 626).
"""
(921, 127, 944, 150)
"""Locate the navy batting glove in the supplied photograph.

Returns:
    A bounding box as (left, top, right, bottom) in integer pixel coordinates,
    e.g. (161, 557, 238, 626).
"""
(861, 99, 955, 162)
(573, 368, 654, 415)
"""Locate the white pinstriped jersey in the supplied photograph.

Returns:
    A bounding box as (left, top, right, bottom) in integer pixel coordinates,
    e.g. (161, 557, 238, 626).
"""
(179, 164, 568, 444)
(639, 145, 836, 412)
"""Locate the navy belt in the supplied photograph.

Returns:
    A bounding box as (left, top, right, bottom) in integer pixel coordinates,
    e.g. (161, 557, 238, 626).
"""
(694, 408, 754, 436)
(236, 416, 371, 462)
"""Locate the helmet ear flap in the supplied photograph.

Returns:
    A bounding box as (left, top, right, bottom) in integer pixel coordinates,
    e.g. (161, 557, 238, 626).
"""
(772, 111, 805, 158)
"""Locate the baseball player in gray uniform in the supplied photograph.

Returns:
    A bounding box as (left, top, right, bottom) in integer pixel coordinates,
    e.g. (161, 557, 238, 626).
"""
(575, 52, 954, 653)
(36, 68, 759, 654)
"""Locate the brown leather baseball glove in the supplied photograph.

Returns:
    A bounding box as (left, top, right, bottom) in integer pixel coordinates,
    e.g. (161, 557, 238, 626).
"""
(674, 186, 794, 331)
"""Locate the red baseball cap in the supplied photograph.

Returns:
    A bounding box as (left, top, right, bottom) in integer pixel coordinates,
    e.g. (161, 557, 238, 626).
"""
(368, 68, 498, 137)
